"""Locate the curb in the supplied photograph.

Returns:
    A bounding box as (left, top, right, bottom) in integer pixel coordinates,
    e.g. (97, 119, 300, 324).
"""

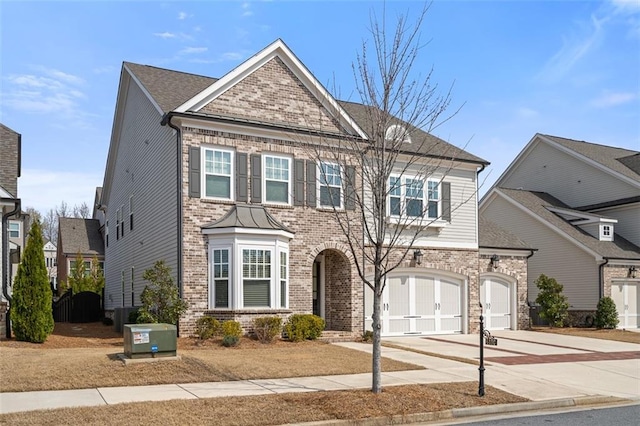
(290, 396, 629, 426)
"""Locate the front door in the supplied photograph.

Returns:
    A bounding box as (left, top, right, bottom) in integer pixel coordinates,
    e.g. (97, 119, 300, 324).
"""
(312, 260, 321, 317)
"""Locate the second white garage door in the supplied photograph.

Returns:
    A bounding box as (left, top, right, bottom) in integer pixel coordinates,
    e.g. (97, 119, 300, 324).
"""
(365, 273, 464, 336)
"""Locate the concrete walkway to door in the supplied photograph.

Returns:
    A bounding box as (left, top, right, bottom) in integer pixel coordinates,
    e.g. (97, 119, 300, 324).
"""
(335, 330, 640, 401)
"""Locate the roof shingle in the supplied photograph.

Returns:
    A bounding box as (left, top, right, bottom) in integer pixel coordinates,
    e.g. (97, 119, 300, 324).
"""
(58, 218, 104, 256)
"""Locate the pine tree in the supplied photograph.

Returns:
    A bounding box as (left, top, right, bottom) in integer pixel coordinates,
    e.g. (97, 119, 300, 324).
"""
(12, 220, 55, 343)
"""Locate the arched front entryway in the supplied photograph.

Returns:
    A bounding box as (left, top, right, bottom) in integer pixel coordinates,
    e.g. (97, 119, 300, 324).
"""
(312, 249, 354, 332)
(480, 273, 518, 330)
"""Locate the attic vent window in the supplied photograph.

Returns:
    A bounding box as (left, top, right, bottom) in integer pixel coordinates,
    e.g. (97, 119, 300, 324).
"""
(600, 224, 613, 242)
(385, 124, 411, 144)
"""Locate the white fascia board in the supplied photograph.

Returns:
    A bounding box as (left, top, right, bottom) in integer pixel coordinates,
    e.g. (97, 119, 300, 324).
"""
(417, 240, 479, 250)
(546, 206, 618, 224)
(539, 134, 640, 189)
(0, 186, 12, 198)
(494, 189, 603, 261)
(479, 248, 533, 258)
(123, 63, 164, 115)
(174, 39, 368, 140)
(202, 226, 294, 240)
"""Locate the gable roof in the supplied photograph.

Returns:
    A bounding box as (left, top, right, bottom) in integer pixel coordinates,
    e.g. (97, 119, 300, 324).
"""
(123, 40, 487, 166)
(541, 134, 640, 183)
(495, 188, 640, 260)
(478, 216, 533, 250)
(58, 218, 104, 256)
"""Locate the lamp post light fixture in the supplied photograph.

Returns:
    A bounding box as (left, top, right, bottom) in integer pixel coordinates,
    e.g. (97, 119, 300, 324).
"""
(413, 249, 423, 266)
(630, 266, 637, 279)
(490, 254, 500, 270)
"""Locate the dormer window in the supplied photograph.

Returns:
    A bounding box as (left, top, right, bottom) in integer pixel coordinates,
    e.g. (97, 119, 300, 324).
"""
(600, 224, 613, 242)
(385, 124, 411, 144)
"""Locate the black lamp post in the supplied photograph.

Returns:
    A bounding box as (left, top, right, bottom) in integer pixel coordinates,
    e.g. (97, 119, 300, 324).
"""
(478, 302, 485, 397)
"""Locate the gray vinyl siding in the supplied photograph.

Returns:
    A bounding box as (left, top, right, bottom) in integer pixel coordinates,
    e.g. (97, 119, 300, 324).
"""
(501, 142, 639, 207)
(482, 196, 599, 310)
(592, 205, 640, 248)
(103, 81, 178, 310)
(431, 168, 478, 246)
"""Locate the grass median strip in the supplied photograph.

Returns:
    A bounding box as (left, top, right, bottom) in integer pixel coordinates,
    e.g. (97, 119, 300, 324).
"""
(0, 382, 528, 426)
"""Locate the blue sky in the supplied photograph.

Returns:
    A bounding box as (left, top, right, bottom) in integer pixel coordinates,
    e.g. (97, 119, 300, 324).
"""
(2, 0, 639, 214)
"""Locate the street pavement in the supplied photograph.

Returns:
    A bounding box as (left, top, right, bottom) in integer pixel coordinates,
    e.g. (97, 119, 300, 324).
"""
(1, 330, 638, 419)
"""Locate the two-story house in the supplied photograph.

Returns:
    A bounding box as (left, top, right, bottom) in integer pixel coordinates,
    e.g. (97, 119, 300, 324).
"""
(100, 39, 529, 336)
(480, 134, 640, 328)
(1, 123, 22, 339)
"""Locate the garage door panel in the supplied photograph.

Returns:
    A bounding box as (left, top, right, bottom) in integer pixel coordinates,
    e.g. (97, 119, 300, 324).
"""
(628, 284, 638, 328)
(388, 276, 410, 316)
(415, 318, 436, 332)
(440, 279, 461, 316)
(415, 277, 435, 316)
(491, 281, 510, 314)
(440, 317, 461, 333)
(389, 319, 411, 333)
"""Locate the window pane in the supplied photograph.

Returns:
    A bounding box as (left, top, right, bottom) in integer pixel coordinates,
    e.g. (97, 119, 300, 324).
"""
(266, 181, 288, 203)
(428, 181, 439, 200)
(389, 177, 401, 196)
(206, 175, 231, 198)
(428, 200, 438, 218)
(243, 280, 270, 307)
(390, 196, 401, 215)
(215, 280, 229, 308)
(407, 199, 423, 217)
(320, 186, 341, 207)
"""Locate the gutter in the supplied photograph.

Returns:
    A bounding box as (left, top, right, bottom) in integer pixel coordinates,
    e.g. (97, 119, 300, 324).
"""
(2, 197, 21, 339)
(161, 112, 183, 336)
(598, 258, 609, 300)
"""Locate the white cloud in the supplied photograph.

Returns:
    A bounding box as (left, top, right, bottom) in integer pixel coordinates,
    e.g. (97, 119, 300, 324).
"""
(221, 52, 243, 61)
(1, 67, 95, 129)
(242, 2, 253, 17)
(590, 91, 637, 107)
(516, 107, 540, 119)
(19, 169, 102, 214)
(610, 0, 640, 13)
(537, 14, 606, 82)
(180, 46, 208, 55)
(178, 11, 189, 20)
(153, 32, 176, 39)
(93, 65, 117, 74)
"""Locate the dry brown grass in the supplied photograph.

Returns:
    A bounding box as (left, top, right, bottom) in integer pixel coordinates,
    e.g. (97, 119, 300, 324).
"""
(0, 382, 527, 426)
(532, 327, 640, 344)
(0, 322, 420, 392)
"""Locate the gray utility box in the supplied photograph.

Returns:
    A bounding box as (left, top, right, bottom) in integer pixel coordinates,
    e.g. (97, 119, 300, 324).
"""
(124, 323, 177, 359)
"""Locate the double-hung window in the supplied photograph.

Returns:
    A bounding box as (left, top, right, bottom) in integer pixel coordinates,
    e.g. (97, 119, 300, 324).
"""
(319, 162, 342, 208)
(8, 222, 20, 238)
(203, 147, 233, 199)
(388, 176, 440, 219)
(264, 155, 291, 204)
(211, 248, 230, 308)
(242, 249, 272, 307)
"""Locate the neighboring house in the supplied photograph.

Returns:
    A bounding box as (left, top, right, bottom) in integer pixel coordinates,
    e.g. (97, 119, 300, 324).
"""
(478, 217, 536, 330)
(56, 217, 105, 293)
(480, 134, 640, 328)
(1, 123, 22, 339)
(43, 239, 58, 291)
(100, 39, 528, 336)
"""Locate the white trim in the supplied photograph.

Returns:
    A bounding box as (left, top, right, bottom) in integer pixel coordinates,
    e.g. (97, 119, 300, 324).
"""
(202, 227, 294, 239)
(263, 153, 293, 206)
(123, 63, 164, 115)
(201, 145, 235, 201)
(317, 161, 344, 209)
(175, 39, 368, 140)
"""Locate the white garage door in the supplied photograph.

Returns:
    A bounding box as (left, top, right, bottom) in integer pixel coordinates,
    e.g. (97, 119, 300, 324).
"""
(364, 273, 463, 336)
(612, 281, 639, 329)
(480, 277, 512, 330)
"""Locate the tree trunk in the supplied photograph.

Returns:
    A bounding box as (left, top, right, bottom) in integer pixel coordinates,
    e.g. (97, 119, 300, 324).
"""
(371, 263, 383, 393)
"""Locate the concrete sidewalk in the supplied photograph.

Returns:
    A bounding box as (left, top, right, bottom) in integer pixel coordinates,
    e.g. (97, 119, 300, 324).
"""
(1, 330, 638, 416)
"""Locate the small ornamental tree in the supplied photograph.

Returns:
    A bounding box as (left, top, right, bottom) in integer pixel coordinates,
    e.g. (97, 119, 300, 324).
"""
(88, 255, 105, 294)
(534, 274, 569, 327)
(137, 261, 187, 325)
(67, 252, 89, 293)
(12, 220, 55, 343)
(594, 297, 619, 329)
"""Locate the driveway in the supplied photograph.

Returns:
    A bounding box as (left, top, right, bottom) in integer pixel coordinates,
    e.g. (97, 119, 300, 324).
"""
(336, 330, 640, 401)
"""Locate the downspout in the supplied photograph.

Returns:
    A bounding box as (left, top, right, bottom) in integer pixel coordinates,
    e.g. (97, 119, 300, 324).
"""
(598, 257, 609, 300)
(2, 198, 21, 339)
(161, 112, 183, 335)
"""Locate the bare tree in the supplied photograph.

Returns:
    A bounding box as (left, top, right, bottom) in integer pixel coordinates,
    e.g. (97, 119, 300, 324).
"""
(73, 202, 91, 219)
(56, 201, 69, 218)
(22, 207, 42, 235)
(42, 209, 58, 243)
(306, 4, 475, 393)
